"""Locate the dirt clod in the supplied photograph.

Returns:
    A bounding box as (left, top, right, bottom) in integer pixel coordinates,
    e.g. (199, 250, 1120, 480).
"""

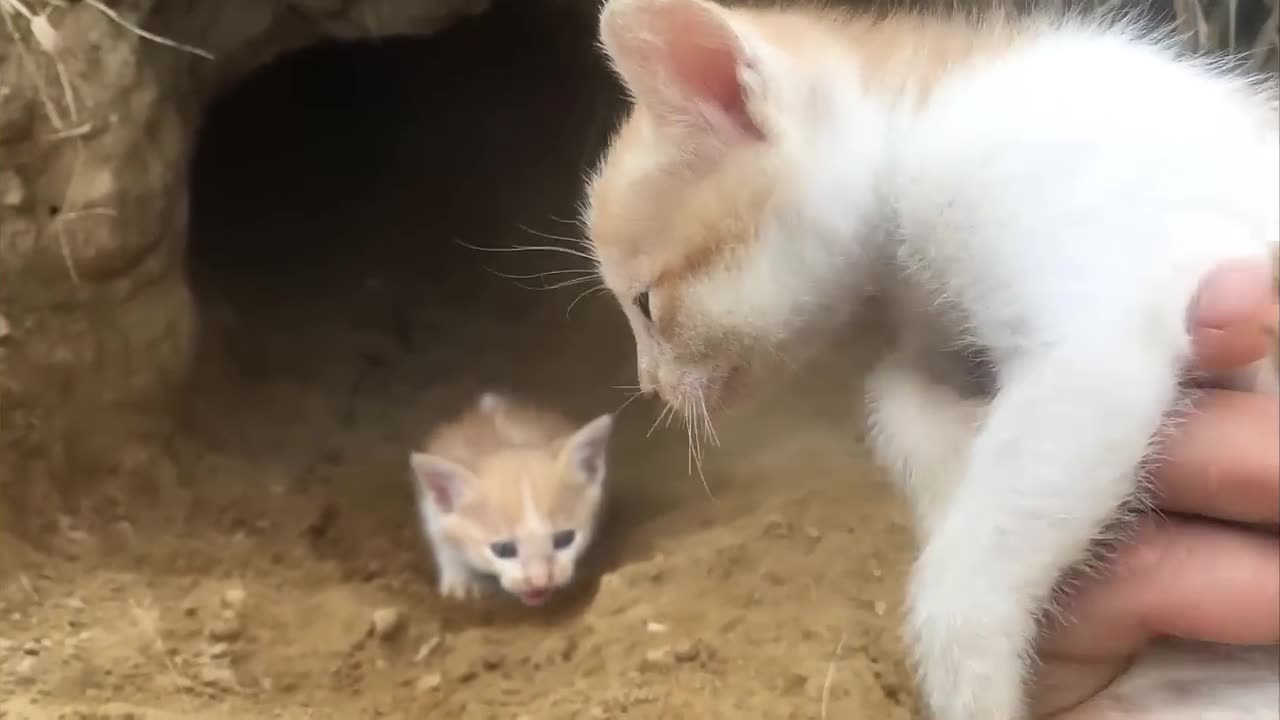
(222, 588, 248, 613)
(369, 607, 404, 641)
(207, 612, 244, 642)
(414, 672, 443, 694)
(671, 640, 700, 663)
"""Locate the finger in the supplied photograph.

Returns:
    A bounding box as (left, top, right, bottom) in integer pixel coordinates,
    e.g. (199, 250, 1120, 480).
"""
(1044, 518, 1280, 660)
(1189, 304, 1279, 373)
(1187, 259, 1278, 372)
(1154, 389, 1280, 525)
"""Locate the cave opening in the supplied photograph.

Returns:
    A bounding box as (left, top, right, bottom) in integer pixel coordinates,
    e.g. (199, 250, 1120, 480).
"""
(179, 1, 694, 573)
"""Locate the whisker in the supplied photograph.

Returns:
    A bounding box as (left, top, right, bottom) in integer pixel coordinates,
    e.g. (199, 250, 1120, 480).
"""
(685, 397, 714, 500)
(516, 225, 601, 258)
(454, 236, 599, 263)
(565, 284, 609, 318)
(614, 389, 644, 415)
(646, 404, 672, 438)
(548, 214, 590, 233)
(486, 268, 595, 279)
(698, 390, 721, 447)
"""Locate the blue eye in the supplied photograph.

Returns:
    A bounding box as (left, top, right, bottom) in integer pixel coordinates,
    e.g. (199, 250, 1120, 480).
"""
(489, 540, 518, 559)
(551, 530, 576, 550)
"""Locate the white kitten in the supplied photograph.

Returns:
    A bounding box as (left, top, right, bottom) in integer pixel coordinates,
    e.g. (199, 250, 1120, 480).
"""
(409, 391, 614, 606)
(585, 0, 1279, 717)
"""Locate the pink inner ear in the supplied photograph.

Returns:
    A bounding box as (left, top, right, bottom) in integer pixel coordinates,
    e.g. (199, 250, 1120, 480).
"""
(412, 456, 463, 512)
(665, 30, 757, 137)
(604, 0, 762, 139)
(422, 474, 457, 512)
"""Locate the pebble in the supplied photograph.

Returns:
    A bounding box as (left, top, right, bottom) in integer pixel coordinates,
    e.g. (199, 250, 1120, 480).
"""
(222, 587, 247, 613)
(672, 640, 700, 663)
(0, 313, 9, 341)
(370, 607, 404, 641)
(762, 515, 792, 538)
(208, 642, 231, 659)
(645, 621, 668, 634)
(480, 653, 504, 671)
(14, 656, 35, 680)
(414, 672, 443, 694)
(413, 636, 441, 662)
(643, 646, 674, 666)
(873, 600, 887, 616)
(0, 171, 25, 208)
(21, 641, 40, 656)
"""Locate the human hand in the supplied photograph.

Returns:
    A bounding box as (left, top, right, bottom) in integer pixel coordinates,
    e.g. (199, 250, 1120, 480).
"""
(1030, 259, 1280, 717)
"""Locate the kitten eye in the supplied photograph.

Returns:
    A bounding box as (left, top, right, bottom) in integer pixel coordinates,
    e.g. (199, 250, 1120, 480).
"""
(489, 540, 518, 559)
(634, 290, 652, 322)
(551, 530, 576, 550)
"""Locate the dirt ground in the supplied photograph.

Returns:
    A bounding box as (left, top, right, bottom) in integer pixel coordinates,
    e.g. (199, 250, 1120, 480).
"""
(0, 4, 919, 718)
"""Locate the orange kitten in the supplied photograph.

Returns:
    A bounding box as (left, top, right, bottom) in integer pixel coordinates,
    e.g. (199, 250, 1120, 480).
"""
(409, 392, 613, 606)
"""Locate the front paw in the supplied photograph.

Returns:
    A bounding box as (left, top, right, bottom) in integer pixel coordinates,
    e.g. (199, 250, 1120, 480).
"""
(908, 571, 1035, 720)
(437, 571, 484, 601)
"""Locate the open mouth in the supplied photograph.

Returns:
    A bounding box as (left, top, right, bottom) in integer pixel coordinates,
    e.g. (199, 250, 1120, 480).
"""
(517, 588, 552, 606)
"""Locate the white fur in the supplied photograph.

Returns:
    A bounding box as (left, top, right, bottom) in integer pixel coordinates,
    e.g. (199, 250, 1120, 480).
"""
(591, 2, 1279, 718)
(864, 23, 1278, 720)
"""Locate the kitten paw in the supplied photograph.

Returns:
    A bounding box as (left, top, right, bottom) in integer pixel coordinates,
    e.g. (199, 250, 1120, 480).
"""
(437, 572, 484, 601)
(909, 568, 1032, 720)
(477, 391, 507, 413)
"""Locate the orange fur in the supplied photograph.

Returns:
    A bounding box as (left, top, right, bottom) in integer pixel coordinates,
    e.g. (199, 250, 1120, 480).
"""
(419, 395, 590, 535)
(588, 1, 1024, 333)
(411, 392, 613, 603)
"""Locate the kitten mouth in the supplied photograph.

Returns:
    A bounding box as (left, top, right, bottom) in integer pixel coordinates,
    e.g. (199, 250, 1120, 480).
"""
(517, 588, 552, 606)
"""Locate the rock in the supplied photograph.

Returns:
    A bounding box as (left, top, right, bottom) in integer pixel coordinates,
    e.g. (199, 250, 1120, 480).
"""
(643, 646, 673, 667)
(414, 672, 443, 694)
(672, 640, 700, 663)
(0, 171, 25, 208)
(14, 655, 36, 681)
(369, 607, 404, 641)
(873, 600, 887, 616)
(221, 587, 247, 612)
(645, 621, 668, 634)
(762, 515, 791, 538)
(480, 653, 504, 671)
(21, 641, 40, 656)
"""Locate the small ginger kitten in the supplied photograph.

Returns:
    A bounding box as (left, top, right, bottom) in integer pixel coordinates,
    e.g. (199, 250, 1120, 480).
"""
(409, 391, 614, 606)
(584, 0, 1279, 718)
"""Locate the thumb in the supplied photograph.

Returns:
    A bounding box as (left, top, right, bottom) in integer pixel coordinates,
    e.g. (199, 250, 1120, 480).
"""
(1187, 259, 1278, 372)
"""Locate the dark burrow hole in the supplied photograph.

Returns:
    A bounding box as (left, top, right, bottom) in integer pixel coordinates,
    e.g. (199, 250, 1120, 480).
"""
(179, 0, 707, 611)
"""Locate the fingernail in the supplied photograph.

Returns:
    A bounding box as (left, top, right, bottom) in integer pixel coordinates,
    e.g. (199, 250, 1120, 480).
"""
(1190, 261, 1275, 331)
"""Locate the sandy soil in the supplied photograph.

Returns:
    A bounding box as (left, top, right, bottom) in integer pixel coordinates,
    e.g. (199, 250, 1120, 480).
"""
(0, 4, 919, 718)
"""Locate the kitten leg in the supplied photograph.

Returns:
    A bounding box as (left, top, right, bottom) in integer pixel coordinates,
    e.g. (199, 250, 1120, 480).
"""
(864, 351, 988, 539)
(431, 538, 484, 600)
(908, 342, 1183, 720)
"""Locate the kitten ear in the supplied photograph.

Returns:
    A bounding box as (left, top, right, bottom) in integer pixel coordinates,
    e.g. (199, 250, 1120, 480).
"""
(409, 452, 472, 513)
(561, 414, 615, 486)
(599, 0, 765, 143)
